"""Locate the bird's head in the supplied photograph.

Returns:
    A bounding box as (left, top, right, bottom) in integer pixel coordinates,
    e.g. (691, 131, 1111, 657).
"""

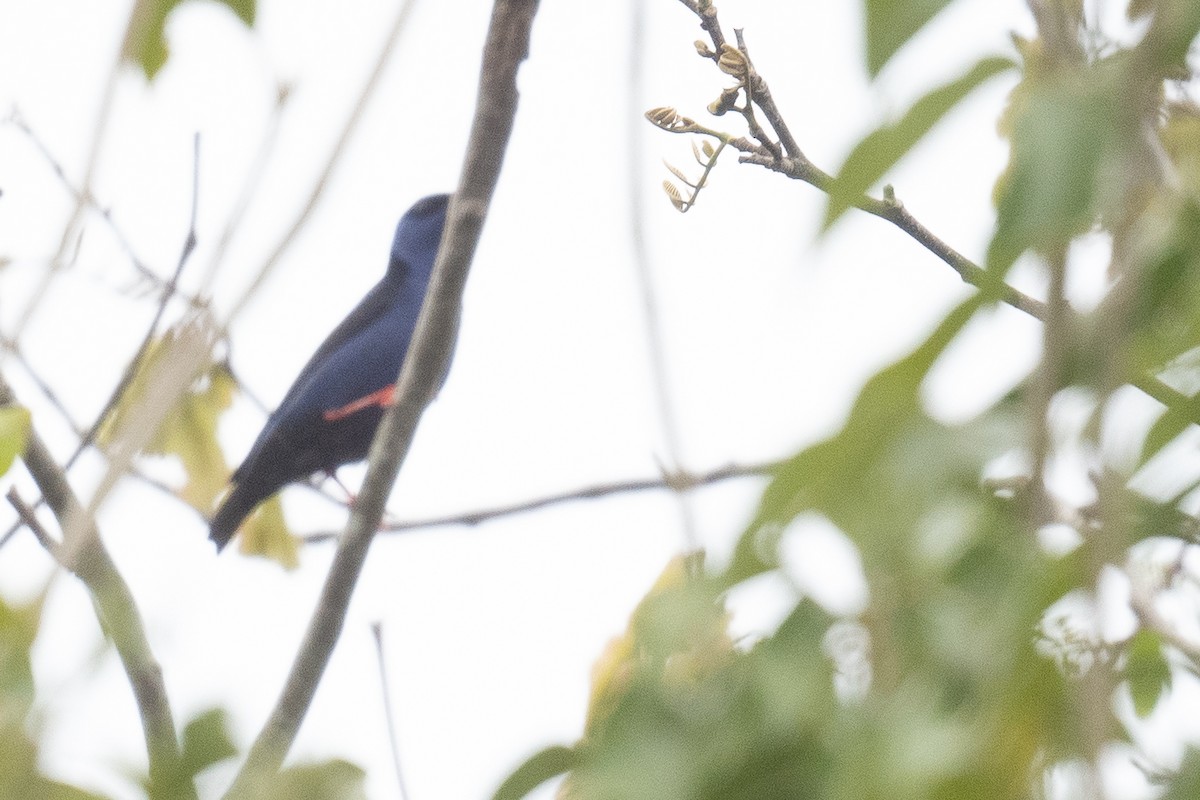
(388, 193, 452, 280)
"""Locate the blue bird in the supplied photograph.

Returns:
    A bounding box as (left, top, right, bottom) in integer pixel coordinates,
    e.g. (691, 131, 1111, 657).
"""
(209, 193, 452, 550)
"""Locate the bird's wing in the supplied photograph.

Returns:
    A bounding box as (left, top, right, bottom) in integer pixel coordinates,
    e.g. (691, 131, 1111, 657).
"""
(227, 276, 396, 483)
(272, 275, 399, 415)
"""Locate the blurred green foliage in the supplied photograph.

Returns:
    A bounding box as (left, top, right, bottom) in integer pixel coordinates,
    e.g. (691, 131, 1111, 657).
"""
(0, 595, 107, 799)
(499, 0, 1200, 797)
(823, 57, 1015, 230)
(6, 0, 1200, 797)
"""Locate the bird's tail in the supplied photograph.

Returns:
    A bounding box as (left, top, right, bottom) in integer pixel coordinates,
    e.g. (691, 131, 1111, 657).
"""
(208, 484, 259, 552)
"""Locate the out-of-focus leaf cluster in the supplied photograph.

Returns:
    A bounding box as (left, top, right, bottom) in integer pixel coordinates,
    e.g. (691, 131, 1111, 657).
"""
(99, 329, 299, 567)
(0, 601, 362, 797)
(499, 297, 1089, 798)
(512, 1, 1200, 795)
(0, 595, 107, 799)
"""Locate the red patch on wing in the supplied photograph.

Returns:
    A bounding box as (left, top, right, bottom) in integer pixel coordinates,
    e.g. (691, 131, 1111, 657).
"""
(321, 384, 396, 422)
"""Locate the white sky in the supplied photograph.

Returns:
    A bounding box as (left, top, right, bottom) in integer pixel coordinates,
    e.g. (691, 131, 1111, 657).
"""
(2, 1, 1173, 798)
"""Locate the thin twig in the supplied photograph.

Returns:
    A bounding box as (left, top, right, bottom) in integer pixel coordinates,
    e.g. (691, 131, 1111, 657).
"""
(6, 488, 62, 557)
(727, 30, 780, 159)
(0, 134, 204, 548)
(75, 132, 202, 464)
(370, 623, 410, 800)
(198, 86, 289, 294)
(224, 0, 419, 325)
(677, 6, 1200, 425)
(677, 0, 727, 52)
(628, 0, 699, 549)
(734, 30, 802, 159)
(6, 110, 157, 283)
(9, 3, 138, 343)
(303, 460, 777, 544)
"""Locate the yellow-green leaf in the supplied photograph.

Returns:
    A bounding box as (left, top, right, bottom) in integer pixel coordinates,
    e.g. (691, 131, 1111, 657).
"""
(0, 406, 30, 479)
(262, 760, 366, 800)
(99, 330, 233, 512)
(155, 364, 237, 510)
(237, 496, 300, 569)
(122, 0, 256, 80)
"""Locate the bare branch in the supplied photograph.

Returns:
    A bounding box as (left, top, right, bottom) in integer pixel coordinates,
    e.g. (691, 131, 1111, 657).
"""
(371, 623, 410, 800)
(75, 133, 203, 466)
(6, 110, 155, 283)
(668, 3, 1200, 427)
(303, 461, 777, 544)
(676, 0, 727, 53)
(6, 488, 63, 557)
(197, 86, 289, 294)
(7, 59, 121, 340)
(222, 1, 542, 794)
(628, 0, 699, 548)
(734, 30, 802, 159)
(1, 136, 205, 548)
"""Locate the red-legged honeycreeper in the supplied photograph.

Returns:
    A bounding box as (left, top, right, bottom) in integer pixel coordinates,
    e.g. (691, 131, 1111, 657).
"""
(209, 193, 452, 550)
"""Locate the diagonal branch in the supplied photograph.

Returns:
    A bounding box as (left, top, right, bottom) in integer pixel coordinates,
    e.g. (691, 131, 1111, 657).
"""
(222, 1, 542, 795)
(0, 373, 192, 799)
(670, 0, 1197, 424)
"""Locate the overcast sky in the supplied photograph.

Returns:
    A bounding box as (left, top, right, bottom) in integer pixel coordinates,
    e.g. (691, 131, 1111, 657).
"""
(0, 1, 1109, 798)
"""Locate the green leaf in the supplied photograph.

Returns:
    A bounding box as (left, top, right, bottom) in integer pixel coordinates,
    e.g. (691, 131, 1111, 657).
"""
(262, 760, 367, 800)
(493, 745, 579, 800)
(179, 708, 237, 778)
(583, 553, 718, 739)
(0, 595, 41, 731)
(732, 293, 986, 583)
(1136, 0, 1200, 72)
(0, 405, 30, 479)
(559, 596, 838, 800)
(1140, 398, 1198, 467)
(143, 708, 236, 800)
(863, 0, 955, 77)
(824, 56, 1014, 230)
(1125, 629, 1171, 718)
(0, 596, 108, 800)
(1164, 746, 1200, 799)
(121, 0, 256, 80)
(155, 364, 237, 511)
(1123, 201, 1200, 393)
(237, 496, 300, 569)
(217, 0, 255, 26)
(988, 60, 1129, 275)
